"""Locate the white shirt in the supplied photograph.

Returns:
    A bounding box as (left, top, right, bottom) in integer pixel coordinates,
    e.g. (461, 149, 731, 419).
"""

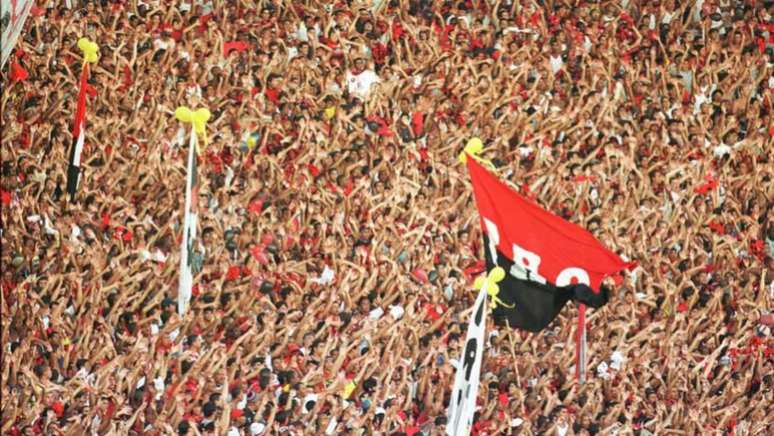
(549, 55, 563, 74)
(346, 69, 380, 99)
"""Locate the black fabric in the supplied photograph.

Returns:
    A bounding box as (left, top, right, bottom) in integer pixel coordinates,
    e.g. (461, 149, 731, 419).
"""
(483, 235, 609, 332)
(66, 163, 80, 201)
(66, 132, 81, 202)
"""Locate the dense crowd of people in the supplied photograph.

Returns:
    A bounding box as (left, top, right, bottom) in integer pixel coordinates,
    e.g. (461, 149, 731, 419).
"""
(2, 0, 774, 434)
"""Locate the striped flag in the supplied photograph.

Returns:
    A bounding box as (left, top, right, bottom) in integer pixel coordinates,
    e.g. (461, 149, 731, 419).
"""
(178, 125, 199, 315)
(446, 286, 487, 436)
(66, 64, 90, 202)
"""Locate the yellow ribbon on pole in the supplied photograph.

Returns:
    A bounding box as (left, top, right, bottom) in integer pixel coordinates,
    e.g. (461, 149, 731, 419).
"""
(77, 38, 100, 64)
(458, 137, 495, 170)
(175, 106, 211, 153)
(473, 267, 514, 309)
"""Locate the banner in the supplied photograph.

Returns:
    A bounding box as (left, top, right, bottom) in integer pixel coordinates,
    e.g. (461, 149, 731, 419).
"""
(178, 126, 198, 315)
(1, 0, 33, 68)
(446, 287, 487, 436)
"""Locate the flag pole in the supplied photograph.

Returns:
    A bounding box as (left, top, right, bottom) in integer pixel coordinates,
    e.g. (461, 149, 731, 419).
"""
(576, 304, 587, 384)
(67, 37, 99, 202)
(178, 125, 196, 315)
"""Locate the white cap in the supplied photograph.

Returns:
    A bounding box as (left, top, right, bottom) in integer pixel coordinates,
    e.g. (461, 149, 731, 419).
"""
(511, 418, 524, 427)
(250, 422, 265, 435)
(227, 427, 240, 436)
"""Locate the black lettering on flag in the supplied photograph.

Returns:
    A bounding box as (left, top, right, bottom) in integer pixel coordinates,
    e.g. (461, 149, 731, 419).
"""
(462, 338, 477, 380)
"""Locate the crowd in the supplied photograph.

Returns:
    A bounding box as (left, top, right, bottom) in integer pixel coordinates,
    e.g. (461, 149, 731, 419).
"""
(2, 0, 774, 434)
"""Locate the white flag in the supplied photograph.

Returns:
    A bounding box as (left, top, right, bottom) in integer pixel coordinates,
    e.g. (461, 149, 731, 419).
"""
(1, 0, 34, 68)
(178, 127, 198, 315)
(446, 287, 488, 436)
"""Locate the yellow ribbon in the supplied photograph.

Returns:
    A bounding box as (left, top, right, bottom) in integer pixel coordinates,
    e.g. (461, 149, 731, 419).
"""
(77, 37, 100, 64)
(175, 106, 211, 153)
(458, 137, 495, 170)
(474, 267, 514, 309)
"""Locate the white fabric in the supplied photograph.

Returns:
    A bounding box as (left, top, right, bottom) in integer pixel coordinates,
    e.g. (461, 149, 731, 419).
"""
(311, 265, 335, 285)
(1, 0, 34, 67)
(70, 224, 82, 242)
(325, 417, 338, 435)
(388, 305, 404, 320)
(597, 361, 610, 379)
(446, 287, 488, 436)
(549, 55, 563, 74)
(178, 127, 197, 315)
(610, 350, 625, 370)
(369, 307, 384, 320)
(346, 69, 380, 99)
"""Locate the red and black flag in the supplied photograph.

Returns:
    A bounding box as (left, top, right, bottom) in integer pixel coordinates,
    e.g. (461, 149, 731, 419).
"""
(66, 62, 98, 201)
(66, 38, 99, 202)
(466, 154, 634, 337)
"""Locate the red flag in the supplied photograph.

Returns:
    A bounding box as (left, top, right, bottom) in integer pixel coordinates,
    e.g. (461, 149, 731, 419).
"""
(466, 156, 633, 291)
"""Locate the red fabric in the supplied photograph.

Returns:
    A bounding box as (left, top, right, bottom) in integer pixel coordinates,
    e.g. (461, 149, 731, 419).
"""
(411, 112, 425, 137)
(223, 41, 249, 56)
(694, 174, 719, 195)
(264, 87, 280, 105)
(411, 268, 429, 283)
(73, 64, 90, 138)
(251, 246, 269, 265)
(463, 259, 486, 281)
(51, 401, 65, 417)
(227, 266, 241, 281)
(248, 200, 263, 215)
(122, 65, 133, 89)
(100, 212, 111, 228)
(707, 221, 724, 235)
(466, 157, 634, 291)
(1, 190, 11, 206)
(343, 178, 354, 196)
(10, 61, 28, 82)
(424, 303, 441, 321)
(391, 19, 404, 41)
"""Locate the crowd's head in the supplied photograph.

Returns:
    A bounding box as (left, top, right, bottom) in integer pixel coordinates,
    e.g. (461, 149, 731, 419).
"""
(2, 0, 774, 435)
